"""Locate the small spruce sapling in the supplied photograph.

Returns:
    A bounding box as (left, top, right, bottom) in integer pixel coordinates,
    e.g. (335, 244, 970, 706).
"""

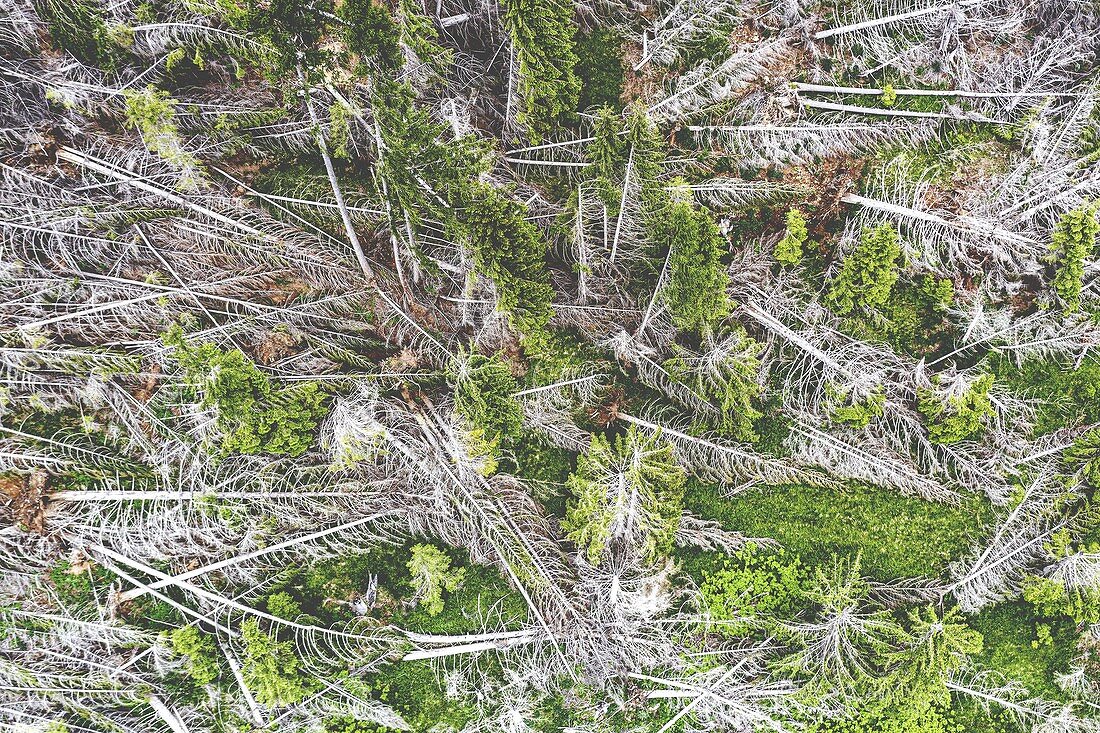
(406, 544, 466, 617)
(1048, 204, 1099, 313)
(240, 619, 314, 707)
(775, 208, 808, 266)
(826, 223, 902, 315)
(916, 374, 994, 445)
(163, 326, 329, 457)
(452, 352, 523, 445)
(171, 626, 220, 685)
(459, 183, 555, 344)
(658, 186, 732, 334)
(563, 426, 686, 565)
(501, 0, 581, 141)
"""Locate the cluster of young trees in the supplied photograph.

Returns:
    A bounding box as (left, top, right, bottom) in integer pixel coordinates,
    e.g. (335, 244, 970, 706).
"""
(5, 0, 1100, 729)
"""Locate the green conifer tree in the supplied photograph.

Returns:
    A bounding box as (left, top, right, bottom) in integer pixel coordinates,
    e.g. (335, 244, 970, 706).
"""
(1049, 204, 1099, 313)
(563, 426, 686, 565)
(827, 223, 902, 315)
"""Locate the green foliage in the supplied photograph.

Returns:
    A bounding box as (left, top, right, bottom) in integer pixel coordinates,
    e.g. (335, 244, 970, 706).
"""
(700, 544, 807, 636)
(406, 544, 466, 617)
(329, 100, 351, 159)
(827, 224, 903, 315)
(49, 561, 108, 609)
(575, 28, 624, 111)
(322, 716, 392, 733)
(123, 87, 199, 176)
(828, 386, 885, 430)
(683, 480, 992, 579)
(991, 354, 1100, 435)
(1022, 575, 1100, 625)
(240, 618, 314, 707)
(34, 0, 126, 67)
(627, 103, 667, 211)
(164, 327, 329, 457)
(782, 554, 904, 691)
(372, 80, 490, 251)
(881, 83, 897, 108)
(1066, 428, 1100, 487)
(244, 0, 333, 76)
(339, 0, 401, 74)
(775, 208, 809, 266)
(395, 0, 452, 76)
(171, 626, 220, 685)
(367, 661, 473, 731)
(887, 606, 982, 710)
(452, 352, 523, 444)
(917, 374, 994, 445)
(658, 190, 732, 334)
(969, 601, 1078, 698)
(563, 426, 687, 565)
(587, 106, 626, 211)
(858, 274, 955, 356)
(806, 700, 969, 733)
(663, 327, 763, 441)
(502, 0, 581, 141)
(459, 183, 555, 342)
(1048, 203, 1099, 312)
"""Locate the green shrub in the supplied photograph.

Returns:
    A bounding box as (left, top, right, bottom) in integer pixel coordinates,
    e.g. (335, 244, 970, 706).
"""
(575, 29, 624, 111)
(171, 626, 219, 685)
(49, 561, 108, 609)
(663, 327, 763, 441)
(339, 0, 401, 73)
(1022, 575, 1100, 625)
(587, 106, 626, 211)
(828, 387, 885, 430)
(369, 661, 473, 731)
(123, 87, 199, 174)
(164, 327, 329, 457)
(991, 354, 1100, 435)
(881, 83, 897, 108)
(34, 0, 125, 67)
(244, 0, 333, 77)
(322, 716, 393, 733)
(700, 544, 807, 635)
(917, 374, 994, 445)
(969, 601, 1078, 698)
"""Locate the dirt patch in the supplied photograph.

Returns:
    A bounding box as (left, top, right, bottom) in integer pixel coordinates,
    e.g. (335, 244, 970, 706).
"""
(2, 471, 48, 534)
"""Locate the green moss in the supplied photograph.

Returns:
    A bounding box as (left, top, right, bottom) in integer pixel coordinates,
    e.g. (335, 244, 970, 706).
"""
(394, 556, 527, 636)
(989, 354, 1100, 436)
(969, 601, 1077, 699)
(371, 661, 474, 732)
(575, 28, 624, 111)
(683, 480, 993, 579)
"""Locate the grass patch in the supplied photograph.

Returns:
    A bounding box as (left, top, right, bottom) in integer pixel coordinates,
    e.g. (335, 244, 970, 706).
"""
(683, 480, 993, 579)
